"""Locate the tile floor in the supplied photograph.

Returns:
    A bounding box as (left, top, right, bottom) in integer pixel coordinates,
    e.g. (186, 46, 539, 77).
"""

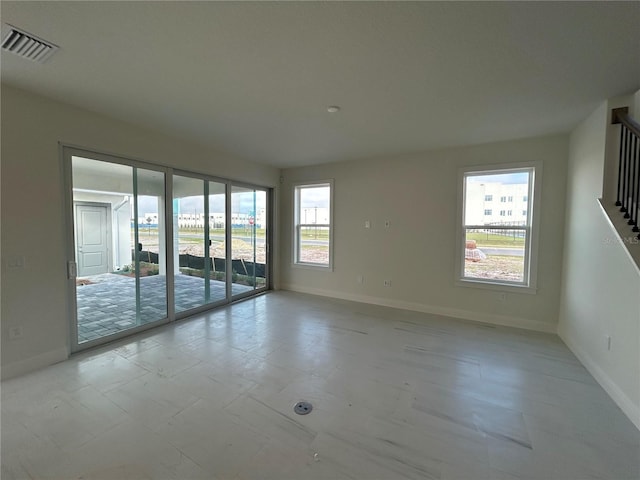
(76, 274, 253, 343)
(2, 291, 639, 479)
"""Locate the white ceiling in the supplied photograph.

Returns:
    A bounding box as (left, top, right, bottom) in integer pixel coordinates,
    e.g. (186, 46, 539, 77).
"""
(2, 1, 639, 168)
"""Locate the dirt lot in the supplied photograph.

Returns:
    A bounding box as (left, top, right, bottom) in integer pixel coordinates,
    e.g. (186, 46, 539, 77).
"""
(178, 239, 266, 263)
(464, 255, 524, 281)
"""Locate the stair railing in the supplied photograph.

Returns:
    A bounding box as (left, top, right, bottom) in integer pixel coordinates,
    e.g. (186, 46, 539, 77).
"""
(612, 107, 640, 239)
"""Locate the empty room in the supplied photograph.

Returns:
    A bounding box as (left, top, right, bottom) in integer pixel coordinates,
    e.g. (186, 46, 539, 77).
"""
(1, 2, 639, 479)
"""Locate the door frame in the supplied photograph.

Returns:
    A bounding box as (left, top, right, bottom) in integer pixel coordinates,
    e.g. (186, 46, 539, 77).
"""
(228, 182, 272, 302)
(171, 172, 230, 319)
(63, 145, 174, 353)
(62, 144, 273, 354)
(73, 201, 112, 277)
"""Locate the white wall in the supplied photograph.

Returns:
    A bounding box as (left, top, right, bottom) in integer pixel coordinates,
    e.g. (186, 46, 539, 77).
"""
(1, 85, 280, 379)
(558, 97, 640, 430)
(280, 134, 568, 332)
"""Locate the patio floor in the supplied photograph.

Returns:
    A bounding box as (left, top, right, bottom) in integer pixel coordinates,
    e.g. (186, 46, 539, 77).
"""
(76, 273, 253, 343)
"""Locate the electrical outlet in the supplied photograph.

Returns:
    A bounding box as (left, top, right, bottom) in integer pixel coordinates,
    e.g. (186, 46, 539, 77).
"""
(383, 279, 391, 287)
(364, 221, 371, 229)
(605, 335, 612, 351)
(498, 292, 507, 302)
(8, 326, 23, 340)
(357, 275, 364, 284)
(384, 220, 390, 228)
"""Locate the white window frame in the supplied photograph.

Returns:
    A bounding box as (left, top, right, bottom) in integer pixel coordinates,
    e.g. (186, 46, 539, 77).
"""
(456, 162, 542, 293)
(293, 180, 334, 270)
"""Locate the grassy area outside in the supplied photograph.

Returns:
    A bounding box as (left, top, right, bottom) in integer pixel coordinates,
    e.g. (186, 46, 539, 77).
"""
(300, 225, 330, 240)
(140, 226, 330, 242)
(467, 231, 525, 248)
(182, 227, 267, 237)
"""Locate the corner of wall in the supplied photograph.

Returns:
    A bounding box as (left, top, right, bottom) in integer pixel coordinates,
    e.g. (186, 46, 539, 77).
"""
(559, 97, 640, 431)
(558, 328, 640, 430)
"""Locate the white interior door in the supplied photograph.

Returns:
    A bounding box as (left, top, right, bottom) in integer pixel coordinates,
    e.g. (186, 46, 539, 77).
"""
(76, 203, 109, 276)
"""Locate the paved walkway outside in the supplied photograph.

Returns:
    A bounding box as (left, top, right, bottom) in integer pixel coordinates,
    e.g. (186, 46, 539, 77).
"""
(76, 273, 252, 343)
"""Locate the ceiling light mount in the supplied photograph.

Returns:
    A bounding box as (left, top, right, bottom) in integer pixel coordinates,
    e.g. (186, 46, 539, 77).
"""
(327, 106, 341, 113)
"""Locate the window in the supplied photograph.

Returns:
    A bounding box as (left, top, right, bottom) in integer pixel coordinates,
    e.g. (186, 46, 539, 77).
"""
(484, 195, 493, 201)
(458, 163, 541, 290)
(294, 181, 333, 268)
(484, 209, 492, 215)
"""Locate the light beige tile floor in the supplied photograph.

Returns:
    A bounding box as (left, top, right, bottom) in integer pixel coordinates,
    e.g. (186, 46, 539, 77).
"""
(2, 291, 639, 479)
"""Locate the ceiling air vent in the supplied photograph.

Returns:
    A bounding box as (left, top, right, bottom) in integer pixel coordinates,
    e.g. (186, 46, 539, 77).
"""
(1, 24, 58, 63)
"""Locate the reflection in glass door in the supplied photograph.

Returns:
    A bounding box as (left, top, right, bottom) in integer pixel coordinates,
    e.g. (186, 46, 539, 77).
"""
(173, 175, 227, 313)
(231, 186, 268, 297)
(135, 169, 168, 323)
(71, 156, 167, 346)
(69, 149, 271, 350)
(208, 181, 227, 302)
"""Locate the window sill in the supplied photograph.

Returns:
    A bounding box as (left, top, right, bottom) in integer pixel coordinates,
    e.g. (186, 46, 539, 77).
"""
(292, 262, 333, 272)
(456, 278, 537, 294)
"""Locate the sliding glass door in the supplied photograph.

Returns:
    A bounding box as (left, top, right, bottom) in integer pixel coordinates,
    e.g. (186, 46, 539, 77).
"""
(231, 185, 268, 298)
(67, 148, 271, 351)
(135, 168, 168, 324)
(71, 156, 167, 346)
(173, 175, 227, 313)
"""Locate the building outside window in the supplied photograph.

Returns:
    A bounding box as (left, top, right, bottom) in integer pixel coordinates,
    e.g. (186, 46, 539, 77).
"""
(458, 163, 541, 290)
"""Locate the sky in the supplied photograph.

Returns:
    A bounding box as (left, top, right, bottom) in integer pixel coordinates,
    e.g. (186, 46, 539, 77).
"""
(137, 192, 266, 215)
(300, 186, 330, 209)
(467, 172, 529, 185)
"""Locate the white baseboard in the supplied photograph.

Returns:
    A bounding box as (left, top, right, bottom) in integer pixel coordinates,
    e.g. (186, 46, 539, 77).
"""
(280, 284, 557, 333)
(1, 347, 69, 381)
(558, 330, 640, 431)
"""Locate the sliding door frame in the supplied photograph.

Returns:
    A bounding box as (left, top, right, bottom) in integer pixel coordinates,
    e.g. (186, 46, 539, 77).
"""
(172, 170, 230, 320)
(63, 145, 273, 353)
(229, 181, 271, 301)
(62, 145, 173, 353)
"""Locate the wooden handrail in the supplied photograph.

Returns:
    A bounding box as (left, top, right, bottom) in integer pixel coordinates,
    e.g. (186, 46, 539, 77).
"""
(612, 107, 640, 138)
